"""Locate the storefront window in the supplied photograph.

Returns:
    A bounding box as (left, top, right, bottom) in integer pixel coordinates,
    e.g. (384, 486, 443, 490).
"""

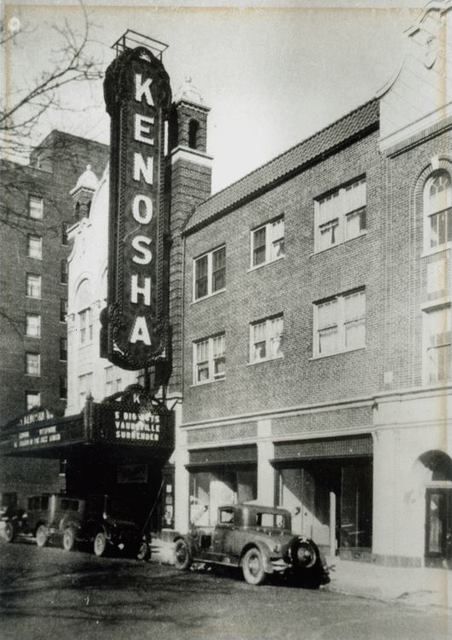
(189, 468, 257, 526)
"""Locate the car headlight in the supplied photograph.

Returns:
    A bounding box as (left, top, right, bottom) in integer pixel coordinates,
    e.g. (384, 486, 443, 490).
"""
(273, 543, 281, 553)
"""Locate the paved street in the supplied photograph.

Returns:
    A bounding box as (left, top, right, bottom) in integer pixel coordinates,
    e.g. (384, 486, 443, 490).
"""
(0, 540, 448, 640)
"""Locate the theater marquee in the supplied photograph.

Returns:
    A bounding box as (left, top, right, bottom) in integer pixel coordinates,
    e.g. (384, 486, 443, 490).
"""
(101, 46, 172, 370)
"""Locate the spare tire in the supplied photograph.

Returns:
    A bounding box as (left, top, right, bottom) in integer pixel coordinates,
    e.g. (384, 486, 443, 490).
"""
(290, 537, 318, 570)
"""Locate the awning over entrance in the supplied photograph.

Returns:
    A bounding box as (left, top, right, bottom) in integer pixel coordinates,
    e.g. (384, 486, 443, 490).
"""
(0, 389, 174, 462)
(272, 434, 372, 463)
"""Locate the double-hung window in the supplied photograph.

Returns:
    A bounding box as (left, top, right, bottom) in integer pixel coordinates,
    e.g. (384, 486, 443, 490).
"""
(250, 315, 284, 363)
(193, 333, 225, 384)
(25, 352, 41, 377)
(424, 306, 452, 384)
(26, 273, 41, 298)
(193, 246, 226, 301)
(27, 235, 42, 260)
(315, 177, 366, 252)
(424, 171, 452, 252)
(26, 314, 41, 338)
(314, 289, 366, 356)
(251, 216, 285, 268)
(26, 391, 41, 411)
(29, 196, 43, 220)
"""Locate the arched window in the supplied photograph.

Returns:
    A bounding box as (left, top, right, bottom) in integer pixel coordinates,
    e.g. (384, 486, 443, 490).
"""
(188, 119, 200, 150)
(424, 170, 452, 251)
(76, 279, 93, 346)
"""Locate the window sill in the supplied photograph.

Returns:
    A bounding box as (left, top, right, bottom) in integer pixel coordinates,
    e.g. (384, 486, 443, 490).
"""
(25, 374, 41, 378)
(26, 296, 42, 301)
(190, 377, 225, 388)
(247, 255, 285, 273)
(309, 346, 366, 361)
(191, 288, 226, 305)
(25, 335, 40, 339)
(311, 231, 367, 257)
(420, 298, 451, 311)
(246, 355, 284, 367)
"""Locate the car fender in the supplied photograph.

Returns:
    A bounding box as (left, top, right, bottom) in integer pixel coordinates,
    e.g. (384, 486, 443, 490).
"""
(240, 541, 274, 574)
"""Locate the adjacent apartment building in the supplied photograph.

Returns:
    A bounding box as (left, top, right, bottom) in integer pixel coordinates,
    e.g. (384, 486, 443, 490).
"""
(0, 131, 108, 501)
(174, 2, 452, 568)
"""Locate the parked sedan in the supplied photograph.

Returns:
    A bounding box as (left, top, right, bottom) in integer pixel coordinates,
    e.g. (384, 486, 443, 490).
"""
(173, 503, 330, 586)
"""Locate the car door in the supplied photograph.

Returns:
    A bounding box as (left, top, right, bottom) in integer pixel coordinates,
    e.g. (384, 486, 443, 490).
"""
(212, 507, 238, 563)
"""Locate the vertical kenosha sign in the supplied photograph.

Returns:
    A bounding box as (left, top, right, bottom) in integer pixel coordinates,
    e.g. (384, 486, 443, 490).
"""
(101, 47, 172, 370)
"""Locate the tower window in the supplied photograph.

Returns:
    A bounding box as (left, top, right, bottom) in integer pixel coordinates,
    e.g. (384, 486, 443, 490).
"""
(188, 119, 200, 150)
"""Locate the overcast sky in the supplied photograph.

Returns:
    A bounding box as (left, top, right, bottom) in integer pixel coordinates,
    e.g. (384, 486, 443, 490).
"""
(2, 0, 426, 192)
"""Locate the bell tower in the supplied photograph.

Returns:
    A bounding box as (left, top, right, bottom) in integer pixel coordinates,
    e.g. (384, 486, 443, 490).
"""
(167, 77, 212, 394)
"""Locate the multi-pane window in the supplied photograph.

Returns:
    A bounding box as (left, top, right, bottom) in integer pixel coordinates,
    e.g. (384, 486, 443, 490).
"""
(26, 391, 41, 411)
(26, 314, 41, 338)
(314, 289, 366, 356)
(315, 178, 366, 252)
(60, 299, 68, 322)
(25, 352, 41, 377)
(26, 273, 41, 298)
(193, 246, 226, 300)
(60, 259, 68, 284)
(60, 337, 67, 361)
(424, 306, 452, 384)
(424, 171, 452, 251)
(79, 308, 93, 345)
(105, 365, 122, 396)
(29, 195, 43, 219)
(193, 334, 225, 384)
(251, 217, 285, 267)
(27, 235, 42, 260)
(250, 315, 284, 363)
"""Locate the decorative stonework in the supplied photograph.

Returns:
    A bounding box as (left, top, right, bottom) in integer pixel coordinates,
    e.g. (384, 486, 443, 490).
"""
(272, 406, 373, 438)
(186, 421, 257, 445)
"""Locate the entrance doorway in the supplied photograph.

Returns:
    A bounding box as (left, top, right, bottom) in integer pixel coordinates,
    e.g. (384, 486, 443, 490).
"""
(425, 488, 452, 567)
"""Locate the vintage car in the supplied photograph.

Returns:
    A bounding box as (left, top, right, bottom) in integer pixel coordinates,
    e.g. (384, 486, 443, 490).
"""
(0, 493, 145, 558)
(173, 503, 330, 586)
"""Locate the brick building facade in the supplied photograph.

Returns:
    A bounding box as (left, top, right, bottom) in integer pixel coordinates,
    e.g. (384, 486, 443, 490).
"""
(0, 131, 108, 503)
(173, 2, 452, 568)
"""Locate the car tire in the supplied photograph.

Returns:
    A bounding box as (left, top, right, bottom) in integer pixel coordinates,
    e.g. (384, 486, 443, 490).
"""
(93, 531, 107, 557)
(136, 540, 151, 562)
(3, 522, 15, 543)
(241, 547, 266, 585)
(36, 525, 48, 548)
(62, 527, 76, 552)
(291, 538, 318, 570)
(174, 539, 192, 571)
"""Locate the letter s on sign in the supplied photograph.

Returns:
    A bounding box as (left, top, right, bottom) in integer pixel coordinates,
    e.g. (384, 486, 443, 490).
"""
(132, 235, 152, 265)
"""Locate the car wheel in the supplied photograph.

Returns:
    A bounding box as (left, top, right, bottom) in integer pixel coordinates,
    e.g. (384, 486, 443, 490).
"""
(36, 525, 48, 548)
(241, 547, 266, 585)
(62, 527, 76, 552)
(3, 522, 15, 543)
(93, 531, 107, 557)
(291, 539, 318, 570)
(136, 540, 151, 562)
(174, 539, 192, 570)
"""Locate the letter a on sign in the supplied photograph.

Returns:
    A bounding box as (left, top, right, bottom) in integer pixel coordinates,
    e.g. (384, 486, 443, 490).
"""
(130, 316, 152, 345)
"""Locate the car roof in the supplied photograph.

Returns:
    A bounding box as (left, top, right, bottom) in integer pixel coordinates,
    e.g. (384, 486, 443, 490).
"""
(219, 503, 291, 516)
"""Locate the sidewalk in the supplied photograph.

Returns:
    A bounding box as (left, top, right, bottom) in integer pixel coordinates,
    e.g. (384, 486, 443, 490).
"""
(326, 558, 451, 608)
(150, 537, 451, 608)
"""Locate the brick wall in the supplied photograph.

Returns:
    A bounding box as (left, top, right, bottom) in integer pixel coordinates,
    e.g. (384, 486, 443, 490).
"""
(182, 130, 385, 423)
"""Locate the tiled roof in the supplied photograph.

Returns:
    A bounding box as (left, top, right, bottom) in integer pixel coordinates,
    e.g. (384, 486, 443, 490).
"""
(184, 98, 379, 235)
